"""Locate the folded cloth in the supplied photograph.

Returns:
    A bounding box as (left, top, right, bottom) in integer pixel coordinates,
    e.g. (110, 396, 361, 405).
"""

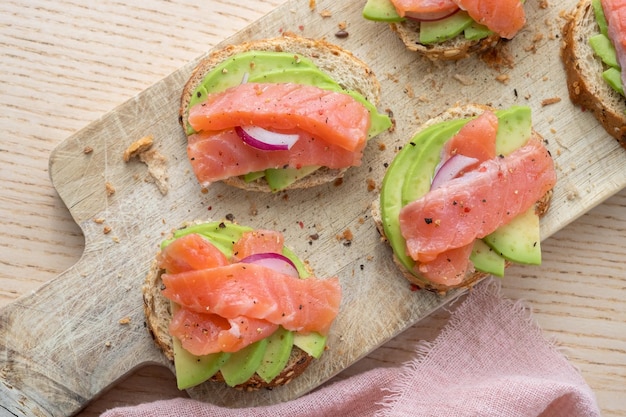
(102, 278, 600, 417)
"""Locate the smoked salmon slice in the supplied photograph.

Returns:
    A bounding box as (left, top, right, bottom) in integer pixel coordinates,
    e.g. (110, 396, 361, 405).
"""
(416, 110, 499, 284)
(416, 243, 475, 286)
(390, 0, 459, 20)
(232, 230, 284, 261)
(157, 233, 229, 274)
(602, 0, 626, 88)
(188, 82, 371, 153)
(454, 0, 526, 39)
(187, 128, 362, 187)
(399, 138, 556, 263)
(161, 263, 341, 335)
(442, 110, 498, 162)
(169, 308, 278, 356)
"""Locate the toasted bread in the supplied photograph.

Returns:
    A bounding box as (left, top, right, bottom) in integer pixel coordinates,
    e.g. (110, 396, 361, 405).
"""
(391, 19, 501, 61)
(561, 0, 626, 147)
(142, 222, 315, 391)
(179, 33, 385, 192)
(371, 104, 554, 294)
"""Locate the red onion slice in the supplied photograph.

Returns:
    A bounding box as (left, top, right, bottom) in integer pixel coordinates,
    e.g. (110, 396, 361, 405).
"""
(431, 154, 479, 190)
(239, 252, 300, 278)
(405, 7, 459, 22)
(235, 126, 300, 151)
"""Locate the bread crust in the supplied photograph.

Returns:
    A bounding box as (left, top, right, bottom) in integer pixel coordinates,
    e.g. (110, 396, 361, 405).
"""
(179, 33, 384, 192)
(371, 105, 554, 294)
(561, 0, 626, 148)
(142, 223, 314, 391)
(391, 20, 501, 61)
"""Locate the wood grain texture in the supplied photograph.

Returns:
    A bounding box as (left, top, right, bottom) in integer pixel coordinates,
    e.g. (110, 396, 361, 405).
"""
(0, 0, 625, 416)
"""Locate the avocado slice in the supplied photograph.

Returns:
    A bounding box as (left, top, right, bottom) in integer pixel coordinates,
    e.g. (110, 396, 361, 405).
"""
(219, 339, 269, 387)
(603, 67, 625, 95)
(589, 33, 620, 69)
(256, 327, 294, 383)
(495, 105, 532, 156)
(592, 0, 609, 37)
(470, 239, 506, 277)
(170, 303, 232, 390)
(265, 166, 322, 192)
(363, 0, 404, 22)
(400, 119, 469, 206)
(484, 206, 542, 265)
(464, 22, 493, 41)
(381, 106, 541, 279)
(293, 332, 327, 359)
(419, 11, 474, 45)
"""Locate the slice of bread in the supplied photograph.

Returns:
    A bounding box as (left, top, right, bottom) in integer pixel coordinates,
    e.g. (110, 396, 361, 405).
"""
(142, 223, 314, 391)
(179, 33, 385, 192)
(561, 0, 626, 147)
(391, 20, 501, 61)
(371, 104, 553, 294)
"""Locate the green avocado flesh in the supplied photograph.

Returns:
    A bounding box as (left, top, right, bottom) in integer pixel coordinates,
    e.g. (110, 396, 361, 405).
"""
(593, 0, 609, 36)
(363, 0, 404, 22)
(362, 0, 493, 42)
(163, 221, 326, 389)
(187, 50, 392, 191)
(483, 206, 542, 265)
(590, 0, 624, 96)
(256, 327, 294, 383)
(380, 106, 541, 281)
(419, 12, 473, 45)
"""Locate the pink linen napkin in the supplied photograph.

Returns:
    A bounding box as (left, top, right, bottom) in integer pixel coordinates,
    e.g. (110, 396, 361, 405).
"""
(102, 278, 600, 417)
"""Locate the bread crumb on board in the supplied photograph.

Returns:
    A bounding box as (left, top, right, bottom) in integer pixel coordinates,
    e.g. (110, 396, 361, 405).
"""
(541, 97, 562, 107)
(118, 317, 131, 325)
(366, 178, 376, 192)
(123, 135, 169, 195)
(139, 149, 169, 196)
(123, 135, 154, 162)
(336, 229, 353, 246)
(105, 182, 116, 196)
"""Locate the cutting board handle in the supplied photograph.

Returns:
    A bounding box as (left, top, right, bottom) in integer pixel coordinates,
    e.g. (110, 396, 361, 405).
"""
(0, 257, 168, 416)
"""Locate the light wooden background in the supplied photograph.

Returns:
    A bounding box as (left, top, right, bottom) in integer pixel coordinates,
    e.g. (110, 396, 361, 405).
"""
(1, 0, 625, 416)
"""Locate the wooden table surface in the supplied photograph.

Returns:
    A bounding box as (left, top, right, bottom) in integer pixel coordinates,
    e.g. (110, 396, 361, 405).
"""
(1, 1, 625, 415)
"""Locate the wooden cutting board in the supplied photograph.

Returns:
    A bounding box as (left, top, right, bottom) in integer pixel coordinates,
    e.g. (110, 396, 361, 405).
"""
(2, 1, 625, 415)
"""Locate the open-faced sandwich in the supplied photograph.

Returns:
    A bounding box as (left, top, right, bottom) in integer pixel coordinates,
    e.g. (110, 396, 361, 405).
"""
(179, 33, 391, 192)
(561, 0, 626, 147)
(372, 105, 557, 293)
(362, 0, 527, 61)
(143, 220, 342, 391)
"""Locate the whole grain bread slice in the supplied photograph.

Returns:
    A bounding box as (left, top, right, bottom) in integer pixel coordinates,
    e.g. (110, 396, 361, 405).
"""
(561, 0, 626, 147)
(179, 33, 385, 192)
(371, 104, 554, 294)
(391, 20, 501, 61)
(142, 223, 315, 391)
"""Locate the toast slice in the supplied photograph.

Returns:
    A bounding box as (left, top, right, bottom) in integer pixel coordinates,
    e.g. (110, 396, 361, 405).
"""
(561, 0, 626, 147)
(391, 19, 501, 61)
(371, 105, 554, 294)
(142, 222, 316, 391)
(180, 33, 386, 192)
